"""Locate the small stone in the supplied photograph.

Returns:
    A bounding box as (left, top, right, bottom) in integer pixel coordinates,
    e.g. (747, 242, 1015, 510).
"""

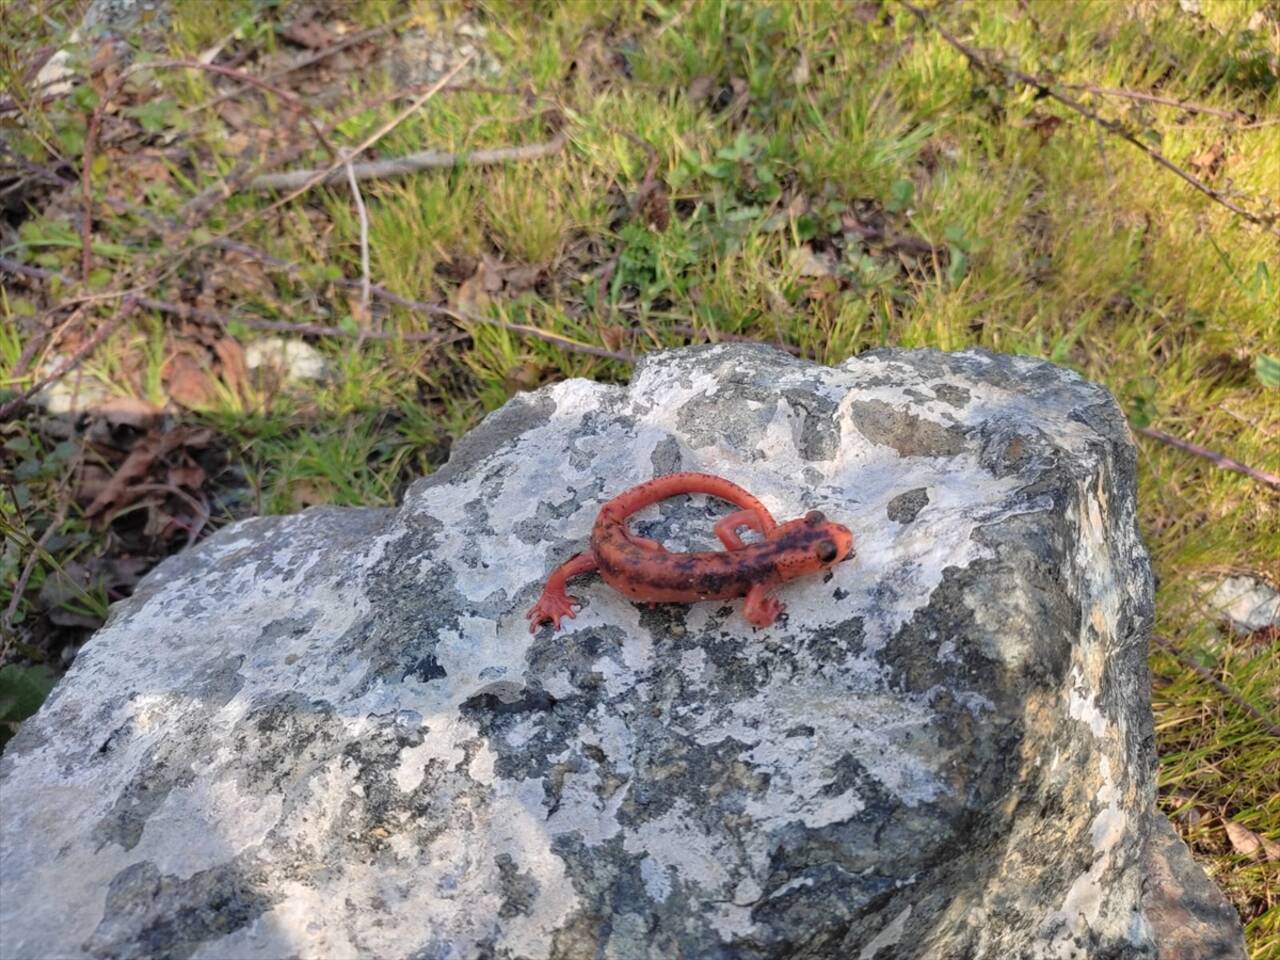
(31, 358, 112, 415)
(1198, 575, 1279, 634)
(243, 337, 328, 383)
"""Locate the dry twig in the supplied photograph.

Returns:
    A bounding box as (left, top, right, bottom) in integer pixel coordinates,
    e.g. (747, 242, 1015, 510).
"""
(0, 296, 138, 422)
(1151, 634, 1280, 738)
(1059, 82, 1253, 122)
(1137, 425, 1280, 491)
(0, 255, 631, 362)
(2, 501, 68, 638)
(899, 1, 1280, 238)
(249, 132, 566, 191)
(195, 13, 413, 113)
(343, 160, 372, 325)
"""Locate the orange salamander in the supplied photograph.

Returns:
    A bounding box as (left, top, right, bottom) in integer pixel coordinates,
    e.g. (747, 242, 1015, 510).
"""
(526, 471, 855, 632)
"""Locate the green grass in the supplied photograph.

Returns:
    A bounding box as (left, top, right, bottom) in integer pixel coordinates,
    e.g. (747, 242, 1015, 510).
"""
(2, 0, 1278, 952)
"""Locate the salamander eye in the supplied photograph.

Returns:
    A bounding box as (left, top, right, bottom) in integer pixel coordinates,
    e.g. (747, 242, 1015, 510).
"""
(817, 540, 838, 563)
(804, 510, 826, 526)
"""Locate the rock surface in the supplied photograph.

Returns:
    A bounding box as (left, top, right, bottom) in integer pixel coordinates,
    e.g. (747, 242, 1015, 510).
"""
(0, 345, 1246, 960)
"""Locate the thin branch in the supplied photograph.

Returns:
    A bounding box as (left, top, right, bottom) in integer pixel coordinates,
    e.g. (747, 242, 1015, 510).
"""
(1059, 82, 1253, 122)
(899, 1, 1280, 238)
(125, 483, 211, 550)
(0, 297, 138, 422)
(78, 55, 342, 284)
(343, 160, 372, 325)
(1137, 425, 1280, 491)
(175, 242, 635, 361)
(0, 255, 631, 362)
(152, 58, 339, 156)
(249, 132, 566, 192)
(1152, 634, 1280, 738)
(1, 501, 67, 636)
(239, 55, 472, 214)
(195, 13, 414, 113)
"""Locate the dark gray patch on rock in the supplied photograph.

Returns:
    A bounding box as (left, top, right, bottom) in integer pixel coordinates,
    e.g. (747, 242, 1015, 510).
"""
(411, 391, 558, 493)
(886, 487, 929, 523)
(847, 399, 967, 457)
(649, 435, 684, 476)
(84, 860, 274, 960)
(933, 383, 971, 408)
(495, 853, 541, 920)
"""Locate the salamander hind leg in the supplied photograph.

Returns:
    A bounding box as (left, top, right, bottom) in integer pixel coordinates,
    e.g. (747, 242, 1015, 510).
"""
(714, 510, 766, 550)
(527, 553, 598, 632)
(743, 583, 785, 627)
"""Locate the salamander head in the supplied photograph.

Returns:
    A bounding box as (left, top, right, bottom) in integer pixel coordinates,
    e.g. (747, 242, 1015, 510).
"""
(767, 509, 855, 582)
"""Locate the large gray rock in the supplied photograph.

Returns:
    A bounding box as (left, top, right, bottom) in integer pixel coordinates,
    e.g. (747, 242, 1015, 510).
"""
(0, 345, 1245, 960)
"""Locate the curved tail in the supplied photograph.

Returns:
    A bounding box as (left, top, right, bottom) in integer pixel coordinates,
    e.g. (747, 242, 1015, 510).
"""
(599, 471, 777, 532)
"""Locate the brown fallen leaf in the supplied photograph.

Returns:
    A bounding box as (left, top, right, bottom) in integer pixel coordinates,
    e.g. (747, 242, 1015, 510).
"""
(454, 256, 505, 309)
(93, 396, 164, 429)
(1224, 820, 1277, 861)
(213, 337, 248, 399)
(639, 184, 671, 232)
(290, 478, 336, 511)
(143, 500, 177, 539)
(503, 263, 543, 293)
(84, 429, 189, 519)
(281, 15, 335, 50)
(599, 325, 628, 353)
(1189, 140, 1225, 177)
(165, 352, 217, 409)
(166, 460, 207, 491)
(346, 292, 372, 330)
(1029, 112, 1063, 144)
(74, 463, 113, 506)
(790, 244, 836, 278)
(503, 362, 543, 393)
(687, 74, 716, 104)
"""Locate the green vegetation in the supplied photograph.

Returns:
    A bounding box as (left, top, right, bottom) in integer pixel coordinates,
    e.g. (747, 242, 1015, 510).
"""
(1, 0, 1277, 952)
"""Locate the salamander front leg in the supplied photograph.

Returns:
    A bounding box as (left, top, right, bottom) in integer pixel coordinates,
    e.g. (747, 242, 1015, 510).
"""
(527, 552, 598, 632)
(743, 582, 785, 627)
(714, 510, 767, 550)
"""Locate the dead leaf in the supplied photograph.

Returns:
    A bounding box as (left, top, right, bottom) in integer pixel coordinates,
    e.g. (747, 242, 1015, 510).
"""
(141, 499, 179, 538)
(791, 51, 810, 87)
(93, 396, 164, 429)
(790, 244, 836, 278)
(841, 209, 885, 243)
(290, 478, 336, 511)
(281, 16, 335, 50)
(1224, 820, 1275, 861)
(213, 337, 248, 398)
(454, 256, 504, 309)
(1190, 140, 1225, 177)
(599, 325, 627, 353)
(503, 263, 542, 293)
(182, 427, 215, 448)
(503, 362, 543, 393)
(167, 461, 206, 490)
(886, 233, 939, 261)
(1029, 112, 1063, 144)
(74, 463, 113, 506)
(85, 429, 187, 519)
(724, 76, 750, 119)
(639, 184, 671, 232)
(687, 74, 716, 104)
(165, 352, 216, 409)
(346, 292, 372, 329)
